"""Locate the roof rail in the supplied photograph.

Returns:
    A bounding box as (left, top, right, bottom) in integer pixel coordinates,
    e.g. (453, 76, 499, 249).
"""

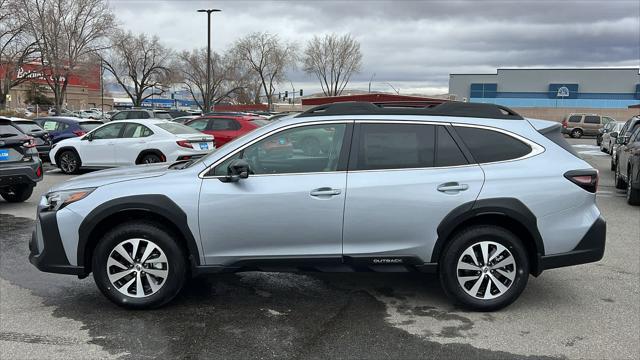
(298, 101, 524, 120)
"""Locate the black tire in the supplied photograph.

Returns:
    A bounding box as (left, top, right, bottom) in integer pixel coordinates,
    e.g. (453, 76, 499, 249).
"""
(92, 221, 187, 309)
(140, 153, 162, 164)
(58, 150, 81, 174)
(614, 164, 626, 189)
(570, 129, 583, 139)
(610, 157, 616, 171)
(439, 225, 529, 311)
(301, 137, 321, 156)
(627, 168, 640, 205)
(0, 184, 34, 202)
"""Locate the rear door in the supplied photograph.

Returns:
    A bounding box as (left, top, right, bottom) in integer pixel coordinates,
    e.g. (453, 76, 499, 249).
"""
(342, 122, 484, 264)
(114, 123, 154, 165)
(583, 115, 601, 136)
(209, 118, 242, 146)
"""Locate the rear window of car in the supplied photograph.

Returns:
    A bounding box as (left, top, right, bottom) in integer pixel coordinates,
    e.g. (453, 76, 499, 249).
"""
(153, 112, 172, 120)
(0, 124, 22, 137)
(568, 115, 582, 123)
(14, 121, 43, 133)
(250, 119, 270, 127)
(155, 122, 201, 134)
(455, 127, 532, 163)
(80, 121, 103, 131)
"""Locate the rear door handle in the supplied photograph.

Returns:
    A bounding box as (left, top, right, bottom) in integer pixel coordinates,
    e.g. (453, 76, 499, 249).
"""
(310, 187, 342, 197)
(437, 182, 469, 193)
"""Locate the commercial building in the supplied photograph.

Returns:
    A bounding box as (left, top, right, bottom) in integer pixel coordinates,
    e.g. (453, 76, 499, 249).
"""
(449, 68, 640, 109)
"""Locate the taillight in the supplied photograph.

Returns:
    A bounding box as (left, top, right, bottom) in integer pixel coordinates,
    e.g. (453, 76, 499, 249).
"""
(176, 140, 192, 149)
(73, 130, 86, 136)
(23, 137, 36, 148)
(36, 166, 42, 178)
(562, 120, 568, 128)
(564, 170, 598, 193)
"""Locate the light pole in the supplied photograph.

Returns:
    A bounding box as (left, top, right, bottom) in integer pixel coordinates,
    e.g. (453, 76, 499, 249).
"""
(197, 8, 221, 113)
(368, 73, 376, 93)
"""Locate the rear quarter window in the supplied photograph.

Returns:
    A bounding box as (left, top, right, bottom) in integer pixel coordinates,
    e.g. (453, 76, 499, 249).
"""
(568, 115, 582, 123)
(454, 126, 532, 163)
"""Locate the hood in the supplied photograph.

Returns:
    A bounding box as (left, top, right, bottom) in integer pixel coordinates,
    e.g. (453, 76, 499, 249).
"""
(48, 163, 171, 192)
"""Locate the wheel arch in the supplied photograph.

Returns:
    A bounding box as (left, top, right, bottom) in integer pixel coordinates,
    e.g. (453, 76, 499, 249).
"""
(77, 195, 201, 275)
(54, 146, 81, 167)
(432, 198, 545, 276)
(135, 149, 166, 164)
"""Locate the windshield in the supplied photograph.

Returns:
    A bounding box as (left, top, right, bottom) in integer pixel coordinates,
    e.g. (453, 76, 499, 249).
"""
(80, 121, 103, 131)
(156, 122, 202, 134)
(14, 122, 43, 133)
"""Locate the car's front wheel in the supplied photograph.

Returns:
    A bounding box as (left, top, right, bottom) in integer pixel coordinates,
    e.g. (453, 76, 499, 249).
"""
(58, 150, 81, 174)
(0, 184, 34, 202)
(92, 221, 187, 309)
(439, 225, 529, 311)
(614, 164, 626, 189)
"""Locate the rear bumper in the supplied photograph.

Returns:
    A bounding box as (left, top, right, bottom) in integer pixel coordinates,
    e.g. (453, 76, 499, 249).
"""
(0, 158, 43, 188)
(537, 216, 606, 273)
(29, 208, 86, 276)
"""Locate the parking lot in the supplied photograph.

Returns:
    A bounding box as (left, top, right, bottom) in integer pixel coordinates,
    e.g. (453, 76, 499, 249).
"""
(0, 137, 638, 359)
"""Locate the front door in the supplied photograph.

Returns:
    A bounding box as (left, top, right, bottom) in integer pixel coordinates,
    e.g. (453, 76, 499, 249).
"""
(198, 122, 351, 266)
(342, 123, 485, 264)
(78, 122, 125, 167)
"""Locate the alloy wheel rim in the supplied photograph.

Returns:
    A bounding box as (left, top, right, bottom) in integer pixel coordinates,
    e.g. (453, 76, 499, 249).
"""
(456, 241, 517, 300)
(60, 153, 76, 173)
(106, 238, 169, 298)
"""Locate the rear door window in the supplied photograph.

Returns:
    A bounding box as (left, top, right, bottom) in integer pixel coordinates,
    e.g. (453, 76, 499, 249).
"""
(454, 126, 532, 163)
(584, 116, 600, 124)
(122, 123, 153, 138)
(354, 123, 435, 170)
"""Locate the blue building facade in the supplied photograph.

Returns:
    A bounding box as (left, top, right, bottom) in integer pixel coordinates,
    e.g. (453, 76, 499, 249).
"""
(449, 68, 640, 108)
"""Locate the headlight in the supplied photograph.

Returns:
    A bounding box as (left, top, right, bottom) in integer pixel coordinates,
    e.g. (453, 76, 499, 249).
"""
(45, 188, 95, 211)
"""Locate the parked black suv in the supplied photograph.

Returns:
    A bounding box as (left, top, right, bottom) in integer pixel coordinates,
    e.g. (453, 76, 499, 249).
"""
(9, 118, 52, 160)
(614, 127, 640, 205)
(0, 118, 43, 202)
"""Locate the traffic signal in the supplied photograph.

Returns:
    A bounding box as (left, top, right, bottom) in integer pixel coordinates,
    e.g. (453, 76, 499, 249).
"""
(278, 92, 281, 100)
(299, 89, 303, 97)
(284, 90, 288, 98)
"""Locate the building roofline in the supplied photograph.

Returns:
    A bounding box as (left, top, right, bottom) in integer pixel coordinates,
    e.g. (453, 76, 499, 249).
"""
(450, 67, 640, 76)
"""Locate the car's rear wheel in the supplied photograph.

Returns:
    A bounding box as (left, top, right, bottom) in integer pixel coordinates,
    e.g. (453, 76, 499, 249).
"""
(627, 168, 640, 205)
(610, 156, 617, 171)
(439, 225, 529, 311)
(614, 164, 626, 189)
(92, 221, 187, 309)
(0, 184, 34, 202)
(140, 153, 162, 164)
(570, 129, 583, 138)
(58, 150, 81, 174)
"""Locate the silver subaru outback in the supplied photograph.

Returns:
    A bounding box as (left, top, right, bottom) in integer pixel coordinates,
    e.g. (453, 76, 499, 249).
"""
(30, 102, 605, 311)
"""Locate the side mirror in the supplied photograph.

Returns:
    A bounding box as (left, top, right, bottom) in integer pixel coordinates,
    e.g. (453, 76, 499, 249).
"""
(221, 159, 250, 183)
(610, 132, 618, 138)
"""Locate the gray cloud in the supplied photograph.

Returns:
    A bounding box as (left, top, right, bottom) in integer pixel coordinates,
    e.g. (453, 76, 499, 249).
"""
(109, 0, 640, 95)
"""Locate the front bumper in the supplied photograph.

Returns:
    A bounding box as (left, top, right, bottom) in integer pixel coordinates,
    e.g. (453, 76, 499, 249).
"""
(537, 216, 606, 273)
(29, 207, 86, 276)
(0, 158, 43, 188)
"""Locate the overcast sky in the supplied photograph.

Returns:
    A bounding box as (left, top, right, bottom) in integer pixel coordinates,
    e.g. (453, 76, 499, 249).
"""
(110, 0, 640, 96)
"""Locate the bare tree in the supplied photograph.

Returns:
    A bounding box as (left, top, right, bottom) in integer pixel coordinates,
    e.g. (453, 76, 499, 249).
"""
(18, 0, 115, 113)
(303, 33, 362, 97)
(231, 32, 297, 110)
(0, 0, 38, 109)
(102, 31, 174, 107)
(178, 48, 245, 112)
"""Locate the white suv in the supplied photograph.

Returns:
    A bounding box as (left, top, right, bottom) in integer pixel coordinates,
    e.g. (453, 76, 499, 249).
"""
(49, 120, 214, 174)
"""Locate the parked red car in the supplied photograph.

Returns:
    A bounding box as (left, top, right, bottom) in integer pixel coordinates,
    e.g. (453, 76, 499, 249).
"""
(185, 115, 269, 147)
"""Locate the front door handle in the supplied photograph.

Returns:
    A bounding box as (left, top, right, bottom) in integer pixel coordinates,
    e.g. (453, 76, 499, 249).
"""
(437, 182, 469, 193)
(310, 187, 341, 197)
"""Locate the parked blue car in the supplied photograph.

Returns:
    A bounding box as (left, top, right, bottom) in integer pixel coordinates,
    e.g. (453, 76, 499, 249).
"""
(33, 117, 103, 144)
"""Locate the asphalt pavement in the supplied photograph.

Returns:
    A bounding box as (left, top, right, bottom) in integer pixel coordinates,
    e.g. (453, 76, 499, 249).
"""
(0, 138, 638, 359)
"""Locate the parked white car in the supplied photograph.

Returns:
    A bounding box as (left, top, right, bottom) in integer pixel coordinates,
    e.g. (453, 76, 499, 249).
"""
(49, 119, 215, 174)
